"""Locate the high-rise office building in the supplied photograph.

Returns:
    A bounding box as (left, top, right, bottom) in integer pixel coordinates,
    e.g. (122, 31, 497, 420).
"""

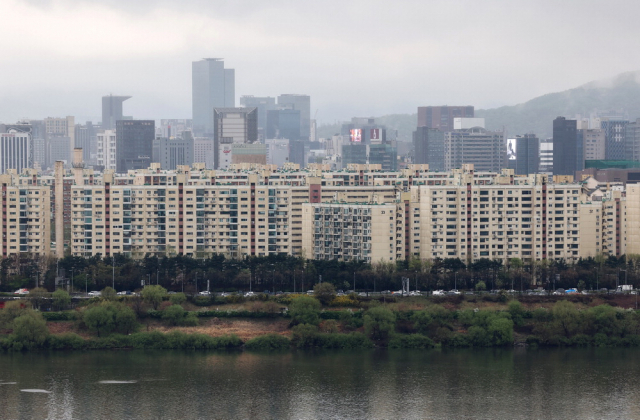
(625, 118, 640, 161)
(289, 140, 305, 168)
(240, 96, 276, 141)
(213, 108, 257, 169)
(266, 109, 301, 141)
(0, 130, 31, 174)
(601, 119, 629, 160)
(413, 127, 445, 171)
(192, 58, 235, 136)
(553, 117, 581, 176)
(539, 138, 553, 174)
(581, 129, 605, 161)
(277, 94, 310, 142)
(369, 144, 397, 171)
(444, 127, 506, 172)
(44, 116, 75, 168)
(153, 137, 194, 170)
(193, 137, 215, 169)
(508, 134, 539, 175)
(102, 95, 131, 130)
(417, 106, 474, 132)
(341, 118, 388, 144)
(115, 120, 155, 172)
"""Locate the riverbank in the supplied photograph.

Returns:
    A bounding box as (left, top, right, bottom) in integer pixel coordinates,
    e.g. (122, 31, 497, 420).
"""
(3, 288, 640, 352)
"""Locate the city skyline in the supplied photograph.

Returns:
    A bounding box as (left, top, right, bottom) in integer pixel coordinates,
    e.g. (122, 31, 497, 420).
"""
(2, 1, 640, 124)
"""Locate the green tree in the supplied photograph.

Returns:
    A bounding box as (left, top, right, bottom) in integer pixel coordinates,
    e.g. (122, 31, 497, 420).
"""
(507, 300, 525, 327)
(114, 306, 138, 334)
(141, 285, 167, 310)
(169, 292, 187, 306)
(475, 281, 487, 292)
(412, 310, 434, 335)
(488, 317, 514, 346)
(313, 282, 336, 306)
(83, 305, 115, 337)
(12, 311, 49, 349)
(101, 286, 117, 301)
(364, 306, 396, 344)
(552, 300, 581, 337)
(163, 304, 187, 326)
(52, 289, 71, 311)
(28, 287, 50, 310)
(0, 300, 28, 329)
(289, 295, 321, 325)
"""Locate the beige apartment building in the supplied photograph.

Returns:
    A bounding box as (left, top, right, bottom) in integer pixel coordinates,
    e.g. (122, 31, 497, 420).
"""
(0, 171, 51, 258)
(0, 159, 628, 266)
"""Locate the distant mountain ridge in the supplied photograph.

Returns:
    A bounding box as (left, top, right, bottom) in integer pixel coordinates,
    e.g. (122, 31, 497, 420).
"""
(317, 71, 640, 142)
(477, 71, 640, 138)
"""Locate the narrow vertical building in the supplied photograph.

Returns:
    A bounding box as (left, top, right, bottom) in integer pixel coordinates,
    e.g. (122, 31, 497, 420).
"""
(192, 58, 235, 136)
(553, 117, 580, 176)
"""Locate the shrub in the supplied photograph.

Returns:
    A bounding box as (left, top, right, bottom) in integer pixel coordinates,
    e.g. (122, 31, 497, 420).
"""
(141, 285, 168, 310)
(169, 292, 187, 305)
(245, 334, 290, 351)
(488, 317, 514, 346)
(42, 312, 76, 321)
(388, 334, 435, 349)
(46, 333, 86, 350)
(101, 287, 117, 301)
(289, 295, 321, 326)
(339, 311, 363, 331)
(364, 306, 396, 344)
(83, 302, 139, 336)
(163, 304, 199, 327)
(329, 295, 360, 308)
(319, 319, 340, 333)
(12, 311, 50, 349)
(467, 325, 490, 347)
(507, 300, 525, 327)
(291, 324, 319, 348)
(314, 282, 336, 306)
(52, 289, 72, 311)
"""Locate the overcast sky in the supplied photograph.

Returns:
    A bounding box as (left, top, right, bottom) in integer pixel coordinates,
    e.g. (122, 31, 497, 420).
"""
(1, 0, 640, 124)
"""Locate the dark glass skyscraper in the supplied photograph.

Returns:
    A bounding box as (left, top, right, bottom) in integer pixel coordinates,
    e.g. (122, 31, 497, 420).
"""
(508, 134, 539, 175)
(552, 117, 580, 176)
(413, 127, 445, 171)
(116, 120, 155, 173)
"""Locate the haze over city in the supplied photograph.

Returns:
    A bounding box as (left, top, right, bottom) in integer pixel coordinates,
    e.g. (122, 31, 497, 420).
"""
(2, 0, 640, 123)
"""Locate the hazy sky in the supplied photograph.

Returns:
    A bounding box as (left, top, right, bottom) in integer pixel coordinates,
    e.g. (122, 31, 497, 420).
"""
(2, 0, 640, 124)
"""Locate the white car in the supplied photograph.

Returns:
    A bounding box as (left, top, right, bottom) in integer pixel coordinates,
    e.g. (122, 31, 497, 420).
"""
(88, 291, 101, 297)
(432, 290, 446, 296)
(244, 291, 255, 297)
(13, 288, 29, 295)
(198, 291, 211, 296)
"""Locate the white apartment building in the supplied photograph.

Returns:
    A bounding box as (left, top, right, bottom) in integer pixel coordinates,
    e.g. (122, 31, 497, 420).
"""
(97, 130, 117, 170)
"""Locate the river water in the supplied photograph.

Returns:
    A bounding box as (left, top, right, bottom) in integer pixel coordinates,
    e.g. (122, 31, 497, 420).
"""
(0, 348, 639, 419)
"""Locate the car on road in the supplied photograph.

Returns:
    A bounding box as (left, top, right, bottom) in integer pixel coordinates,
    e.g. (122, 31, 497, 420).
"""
(432, 290, 446, 296)
(198, 291, 211, 296)
(448, 289, 461, 295)
(13, 288, 29, 295)
(244, 291, 255, 297)
(88, 291, 101, 297)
